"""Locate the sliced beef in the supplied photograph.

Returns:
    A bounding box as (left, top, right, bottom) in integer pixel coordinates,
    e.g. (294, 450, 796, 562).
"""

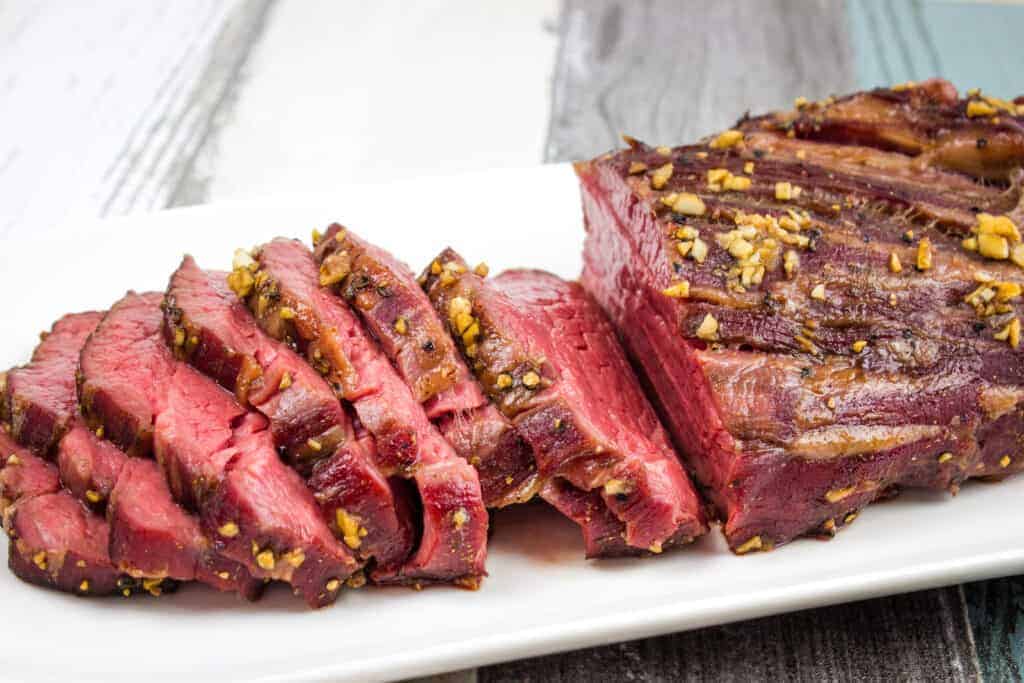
(163, 256, 415, 573)
(575, 79, 1024, 552)
(314, 225, 539, 508)
(3, 311, 105, 453)
(108, 457, 259, 596)
(7, 312, 260, 598)
(313, 227, 463, 404)
(233, 238, 487, 586)
(6, 492, 121, 596)
(313, 227, 667, 557)
(57, 425, 127, 511)
(79, 292, 357, 606)
(423, 252, 708, 554)
(312, 227, 656, 555)
(0, 430, 60, 508)
(0, 429, 119, 595)
(79, 296, 173, 457)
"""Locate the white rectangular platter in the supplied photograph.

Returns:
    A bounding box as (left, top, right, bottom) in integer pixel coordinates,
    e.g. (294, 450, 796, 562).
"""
(1, 164, 1022, 682)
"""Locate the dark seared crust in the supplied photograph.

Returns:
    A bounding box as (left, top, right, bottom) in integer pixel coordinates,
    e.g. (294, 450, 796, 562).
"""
(4, 312, 105, 454)
(314, 225, 462, 403)
(422, 249, 548, 419)
(238, 238, 487, 586)
(81, 291, 355, 606)
(164, 258, 347, 470)
(417, 249, 638, 536)
(163, 256, 415, 572)
(576, 78, 1024, 553)
(423, 251, 708, 554)
(314, 225, 540, 508)
(746, 79, 1024, 181)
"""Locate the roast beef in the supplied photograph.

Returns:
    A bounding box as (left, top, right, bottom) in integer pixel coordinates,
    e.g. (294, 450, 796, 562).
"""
(576, 79, 1024, 552)
(2, 312, 104, 453)
(1, 428, 119, 595)
(6, 492, 121, 596)
(422, 252, 708, 555)
(79, 291, 358, 606)
(232, 238, 487, 587)
(57, 425, 127, 512)
(6, 311, 260, 598)
(0, 430, 60, 508)
(313, 225, 539, 508)
(163, 256, 415, 574)
(311, 226, 656, 555)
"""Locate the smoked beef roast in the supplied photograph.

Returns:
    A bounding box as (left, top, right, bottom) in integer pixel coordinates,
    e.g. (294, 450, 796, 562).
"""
(576, 79, 1024, 553)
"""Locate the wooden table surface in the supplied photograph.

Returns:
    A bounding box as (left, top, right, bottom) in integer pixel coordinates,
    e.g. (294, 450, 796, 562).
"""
(2, 1, 1022, 680)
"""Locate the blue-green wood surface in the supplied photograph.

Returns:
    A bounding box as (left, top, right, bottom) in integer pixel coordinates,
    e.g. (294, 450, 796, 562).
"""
(848, 0, 1024, 97)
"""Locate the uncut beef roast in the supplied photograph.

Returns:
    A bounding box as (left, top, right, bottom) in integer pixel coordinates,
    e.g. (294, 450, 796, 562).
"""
(576, 78, 1024, 553)
(229, 238, 488, 588)
(422, 250, 708, 556)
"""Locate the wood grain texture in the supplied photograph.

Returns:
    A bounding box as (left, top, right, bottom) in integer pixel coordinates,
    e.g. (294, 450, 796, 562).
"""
(543, 0, 855, 164)
(0, 0, 274, 238)
(966, 577, 1024, 682)
(480, 587, 980, 682)
(181, 0, 559, 203)
(847, 0, 1024, 97)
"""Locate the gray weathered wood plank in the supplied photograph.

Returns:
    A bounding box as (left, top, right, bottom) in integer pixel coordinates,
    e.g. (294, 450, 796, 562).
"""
(481, 587, 980, 682)
(0, 0, 274, 238)
(544, 0, 855, 164)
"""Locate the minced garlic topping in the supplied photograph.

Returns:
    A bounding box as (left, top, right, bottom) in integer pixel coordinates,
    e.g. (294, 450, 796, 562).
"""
(695, 313, 719, 340)
(651, 163, 674, 190)
(709, 129, 744, 150)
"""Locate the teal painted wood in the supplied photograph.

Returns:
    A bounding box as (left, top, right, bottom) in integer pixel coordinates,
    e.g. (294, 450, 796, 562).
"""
(966, 577, 1024, 681)
(847, 0, 1024, 97)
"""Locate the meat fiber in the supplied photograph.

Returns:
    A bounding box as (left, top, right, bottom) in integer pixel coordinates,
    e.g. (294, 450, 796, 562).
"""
(6, 311, 260, 598)
(422, 252, 708, 555)
(163, 256, 415, 573)
(576, 79, 1024, 552)
(232, 238, 487, 587)
(313, 225, 539, 508)
(79, 292, 358, 606)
